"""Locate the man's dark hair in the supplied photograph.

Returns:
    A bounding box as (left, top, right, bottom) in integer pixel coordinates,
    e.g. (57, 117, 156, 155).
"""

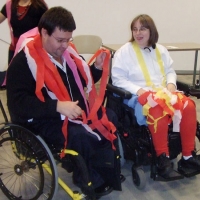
(38, 6, 76, 35)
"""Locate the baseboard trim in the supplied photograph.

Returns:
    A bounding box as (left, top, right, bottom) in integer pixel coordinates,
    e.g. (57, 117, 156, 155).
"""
(175, 70, 197, 75)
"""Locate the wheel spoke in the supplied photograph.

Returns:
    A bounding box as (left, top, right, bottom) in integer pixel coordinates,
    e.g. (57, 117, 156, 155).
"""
(0, 124, 58, 200)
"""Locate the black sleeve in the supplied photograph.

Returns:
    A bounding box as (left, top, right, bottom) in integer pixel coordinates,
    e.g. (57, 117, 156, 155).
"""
(90, 63, 103, 83)
(6, 50, 60, 123)
(76, 54, 103, 86)
(1, 4, 6, 18)
(77, 55, 102, 82)
(77, 63, 103, 88)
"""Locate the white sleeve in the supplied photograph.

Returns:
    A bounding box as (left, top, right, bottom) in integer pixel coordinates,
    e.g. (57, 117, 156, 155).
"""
(160, 45, 177, 87)
(111, 44, 142, 95)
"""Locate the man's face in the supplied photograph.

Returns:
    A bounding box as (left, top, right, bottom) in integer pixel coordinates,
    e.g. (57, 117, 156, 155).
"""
(42, 27, 73, 59)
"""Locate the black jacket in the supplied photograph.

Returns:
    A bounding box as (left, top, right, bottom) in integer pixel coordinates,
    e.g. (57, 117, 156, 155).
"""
(7, 50, 102, 124)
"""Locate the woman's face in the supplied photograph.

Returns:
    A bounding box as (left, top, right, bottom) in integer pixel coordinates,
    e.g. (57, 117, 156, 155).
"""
(132, 19, 150, 48)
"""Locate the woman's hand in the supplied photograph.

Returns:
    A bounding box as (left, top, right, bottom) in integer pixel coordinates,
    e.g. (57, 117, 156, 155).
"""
(167, 83, 176, 93)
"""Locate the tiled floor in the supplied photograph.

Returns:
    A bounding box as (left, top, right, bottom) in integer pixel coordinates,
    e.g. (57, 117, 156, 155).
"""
(0, 75, 200, 200)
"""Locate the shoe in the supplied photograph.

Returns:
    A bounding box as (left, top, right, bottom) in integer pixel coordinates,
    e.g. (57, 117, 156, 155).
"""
(95, 182, 113, 198)
(178, 156, 200, 170)
(157, 153, 173, 177)
(120, 174, 126, 183)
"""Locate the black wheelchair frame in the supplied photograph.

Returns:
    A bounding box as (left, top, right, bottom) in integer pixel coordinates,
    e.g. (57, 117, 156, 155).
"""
(105, 80, 200, 189)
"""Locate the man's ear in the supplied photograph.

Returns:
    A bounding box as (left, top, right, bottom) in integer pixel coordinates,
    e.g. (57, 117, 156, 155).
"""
(41, 28, 48, 37)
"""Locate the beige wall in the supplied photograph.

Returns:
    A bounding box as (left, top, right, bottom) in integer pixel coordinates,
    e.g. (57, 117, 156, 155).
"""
(0, 0, 200, 73)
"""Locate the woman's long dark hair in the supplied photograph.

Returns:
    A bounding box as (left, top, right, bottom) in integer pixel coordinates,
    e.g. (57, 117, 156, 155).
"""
(11, 0, 47, 11)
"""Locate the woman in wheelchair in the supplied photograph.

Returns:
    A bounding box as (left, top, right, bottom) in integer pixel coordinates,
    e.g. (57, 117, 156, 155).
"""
(111, 14, 200, 178)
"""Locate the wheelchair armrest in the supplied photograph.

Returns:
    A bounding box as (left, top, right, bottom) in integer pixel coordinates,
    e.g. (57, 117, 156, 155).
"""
(106, 83, 132, 99)
(177, 80, 191, 93)
(188, 88, 200, 99)
(177, 80, 200, 99)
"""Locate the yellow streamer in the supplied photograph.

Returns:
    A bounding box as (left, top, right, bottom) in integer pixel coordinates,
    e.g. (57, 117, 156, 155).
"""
(132, 42, 166, 87)
(142, 89, 178, 133)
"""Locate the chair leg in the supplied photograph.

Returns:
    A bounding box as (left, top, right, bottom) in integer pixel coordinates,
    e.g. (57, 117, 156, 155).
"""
(0, 99, 8, 122)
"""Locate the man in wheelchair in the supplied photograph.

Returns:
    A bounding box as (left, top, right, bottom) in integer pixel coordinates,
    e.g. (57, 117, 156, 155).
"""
(111, 14, 200, 179)
(6, 6, 122, 198)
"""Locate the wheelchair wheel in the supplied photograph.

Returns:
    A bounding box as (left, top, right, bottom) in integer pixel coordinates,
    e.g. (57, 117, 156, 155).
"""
(0, 123, 58, 200)
(131, 166, 146, 190)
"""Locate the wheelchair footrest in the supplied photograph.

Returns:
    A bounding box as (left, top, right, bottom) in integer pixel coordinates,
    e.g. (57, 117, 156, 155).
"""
(154, 170, 184, 182)
(178, 166, 200, 178)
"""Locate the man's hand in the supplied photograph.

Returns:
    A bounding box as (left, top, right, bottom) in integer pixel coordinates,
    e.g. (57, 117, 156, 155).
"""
(167, 83, 176, 93)
(94, 51, 106, 70)
(56, 100, 82, 119)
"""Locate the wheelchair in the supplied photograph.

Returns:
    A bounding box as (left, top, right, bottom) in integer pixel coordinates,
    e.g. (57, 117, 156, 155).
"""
(105, 80, 200, 190)
(0, 99, 96, 200)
